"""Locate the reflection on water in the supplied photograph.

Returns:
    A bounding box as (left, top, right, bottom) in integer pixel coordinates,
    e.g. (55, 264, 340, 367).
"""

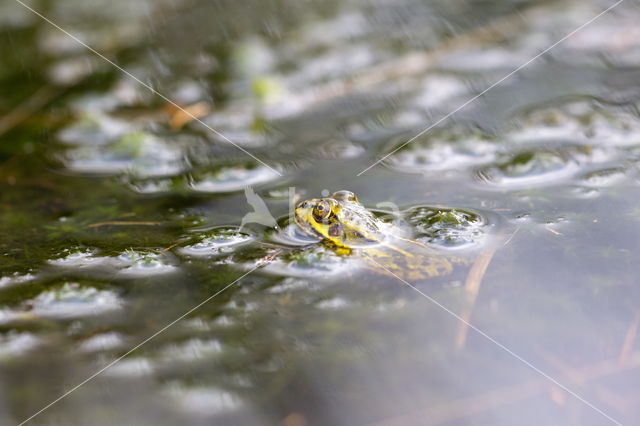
(2, 0, 640, 425)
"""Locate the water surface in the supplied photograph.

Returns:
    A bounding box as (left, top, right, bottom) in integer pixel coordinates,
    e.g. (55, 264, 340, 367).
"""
(1, 0, 640, 425)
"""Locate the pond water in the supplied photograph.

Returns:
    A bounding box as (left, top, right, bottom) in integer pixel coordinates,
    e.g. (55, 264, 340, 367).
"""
(1, 0, 640, 425)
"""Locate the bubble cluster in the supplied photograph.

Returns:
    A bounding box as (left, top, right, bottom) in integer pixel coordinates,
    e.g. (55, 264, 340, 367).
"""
(29, 282, 123, 319)
(384, 131, 498, 175)
(188, 163, 281, 194)
(383, 102, 640, 198)
(116, 250, 178, 277)
(57, 111, 284, 196)
(404, 206, 487, 248)
(476, 147, 579, 189)
(179, 227, 253, 258)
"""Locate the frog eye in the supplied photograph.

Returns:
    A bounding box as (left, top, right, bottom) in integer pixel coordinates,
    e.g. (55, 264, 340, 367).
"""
(312, 200, 331, 222)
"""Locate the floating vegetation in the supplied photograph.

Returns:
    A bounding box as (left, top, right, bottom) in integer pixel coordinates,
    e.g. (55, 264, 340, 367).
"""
(0, 332, 39, 359)
(313, 138, 365, 160)
(179, 227, 253, 258)
(579, 167, 627, 187)
(28, 282, 122, 319)
(58, 112, 131, 146)
(0, 273, 36, 288)
(384, 132, 497, 175)
(188, 162, 281, 193)
(405, 206, 487, 248)
(157, 338, 223, 363)
(60, 131, 188, 177)
(476, 147, 580, 189)
(47, 247, 178, 278)
(126, 177, 177, 195)
(103, 357, 154, 378)
(162, 383, 242, 417)
(116, 250, 178, 277)
(48, 247, 101, 267)
(78, 332, 125, 353)
(259, 245, 349, 278)
(510, 102, 640, 146)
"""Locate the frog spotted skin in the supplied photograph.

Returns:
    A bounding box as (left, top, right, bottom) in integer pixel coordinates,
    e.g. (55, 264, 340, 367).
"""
(294, 191, 467, 281)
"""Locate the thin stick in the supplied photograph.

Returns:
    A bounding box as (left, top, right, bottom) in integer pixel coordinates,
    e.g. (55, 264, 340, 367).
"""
(455, 247, 497, 349)
(367, 351, 640, 426)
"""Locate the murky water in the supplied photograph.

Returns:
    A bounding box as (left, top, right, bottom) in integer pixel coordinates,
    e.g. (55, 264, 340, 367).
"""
(2, 0, 640, 425)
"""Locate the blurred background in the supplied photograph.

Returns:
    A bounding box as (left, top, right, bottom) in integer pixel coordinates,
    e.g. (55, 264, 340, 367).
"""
(1, 0, 640, 425)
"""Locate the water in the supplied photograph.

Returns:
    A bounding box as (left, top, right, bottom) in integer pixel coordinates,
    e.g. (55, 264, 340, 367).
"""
(1, 0, 640, 425)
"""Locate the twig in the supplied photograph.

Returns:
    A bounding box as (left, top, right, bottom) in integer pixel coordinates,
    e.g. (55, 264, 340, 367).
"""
(455, 247, 497, 350)
(536, 348, 585, 384)
(161, 242, 181, 252)
(619, 311, 640, 366)
(87, 221, 162, 228)
(0, 86, 64, 137)
(538, 348, 628, 414)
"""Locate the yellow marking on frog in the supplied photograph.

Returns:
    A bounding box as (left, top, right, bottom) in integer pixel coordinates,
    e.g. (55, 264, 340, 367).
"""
(294, 190, 467, 281)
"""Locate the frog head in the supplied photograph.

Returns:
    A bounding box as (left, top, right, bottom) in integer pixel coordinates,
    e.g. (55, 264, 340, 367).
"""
(294, 190, 385, 249)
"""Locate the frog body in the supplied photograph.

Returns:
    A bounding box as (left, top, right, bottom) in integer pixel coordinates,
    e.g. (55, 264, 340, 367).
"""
(294, 191, 468, 281)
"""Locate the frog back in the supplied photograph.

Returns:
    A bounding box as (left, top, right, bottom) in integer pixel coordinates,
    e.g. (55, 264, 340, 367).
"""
(358, 237, 468, 282)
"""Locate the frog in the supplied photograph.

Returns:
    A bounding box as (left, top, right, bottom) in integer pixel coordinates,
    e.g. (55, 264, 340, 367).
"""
(294, 190, 469, 281)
